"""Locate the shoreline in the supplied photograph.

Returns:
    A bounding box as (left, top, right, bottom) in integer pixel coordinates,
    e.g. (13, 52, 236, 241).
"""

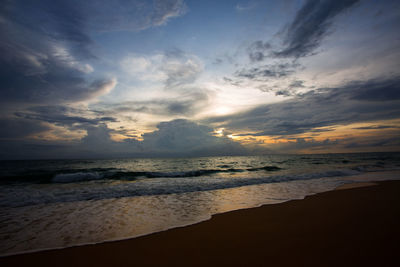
(1, 179, 399, 266)
(1, 170, 395, 258)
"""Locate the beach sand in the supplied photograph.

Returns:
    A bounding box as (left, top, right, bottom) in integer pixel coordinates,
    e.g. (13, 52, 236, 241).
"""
(1, 180, 399, 266)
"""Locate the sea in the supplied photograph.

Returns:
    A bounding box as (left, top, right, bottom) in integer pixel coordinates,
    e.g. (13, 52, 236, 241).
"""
(1, 152, 400, 256)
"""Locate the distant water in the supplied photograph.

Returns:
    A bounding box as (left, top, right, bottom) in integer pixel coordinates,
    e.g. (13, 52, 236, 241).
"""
(1, 152, 400, 256)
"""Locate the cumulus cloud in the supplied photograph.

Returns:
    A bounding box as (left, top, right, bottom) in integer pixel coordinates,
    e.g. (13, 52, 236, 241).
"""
(139, 119, 246, 156)
(0, 119, 246, 159)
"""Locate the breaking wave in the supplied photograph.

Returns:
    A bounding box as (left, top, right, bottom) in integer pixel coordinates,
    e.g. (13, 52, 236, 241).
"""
(0, 168, 362, 208)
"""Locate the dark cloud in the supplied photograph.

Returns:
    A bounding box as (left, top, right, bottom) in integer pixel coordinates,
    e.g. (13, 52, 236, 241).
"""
(0, 0, 185, 106)
(0, 118, 50, 139)
(353, 125, 400, 130)
(348, 78, 400, 101)
(232, 61, 303, 96)
(345, 137, 400, 149)
(275, 0, 360, 58)
(268, 80, 306, 97)
(14, 105, 118, 131)
(3, 0, 93, 56)
(235, 62, 299, 81)
(205, 77, 400, 136)
(289, 80, 305, 88)
(0, 0, 117, 105)
(274, 89, 293, 97)
(245, 0, 360, 62)
(247, 41, 272, 62)
(275, 138, 339, 152)
(140, 119, 245, 156)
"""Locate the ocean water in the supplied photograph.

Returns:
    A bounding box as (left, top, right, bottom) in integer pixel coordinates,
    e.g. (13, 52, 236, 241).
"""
(1, 152, 400, 256)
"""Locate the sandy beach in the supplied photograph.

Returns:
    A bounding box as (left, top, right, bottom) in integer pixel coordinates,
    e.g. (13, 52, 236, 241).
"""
(1, 180, 399, 267)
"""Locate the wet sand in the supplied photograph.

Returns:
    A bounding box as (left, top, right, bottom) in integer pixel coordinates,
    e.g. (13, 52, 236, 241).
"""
(1, 180, 400, 266)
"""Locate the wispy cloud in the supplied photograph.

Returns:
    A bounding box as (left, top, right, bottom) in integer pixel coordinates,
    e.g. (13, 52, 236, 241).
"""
(235, 2, 257, 12)
(275, 0, 360, 58)
(95, 90, 210, 117)
(235, 62, 299, 80)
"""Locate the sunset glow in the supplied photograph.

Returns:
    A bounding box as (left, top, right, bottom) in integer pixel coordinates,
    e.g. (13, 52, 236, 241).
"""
(1, 0, 399, 159)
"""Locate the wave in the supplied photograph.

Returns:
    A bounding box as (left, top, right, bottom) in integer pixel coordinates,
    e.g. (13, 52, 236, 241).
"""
(0, 165, 283, 184)
(0, 168, 362, 208)
(51, 166, 282, 183)
(53, 172, 104, 183)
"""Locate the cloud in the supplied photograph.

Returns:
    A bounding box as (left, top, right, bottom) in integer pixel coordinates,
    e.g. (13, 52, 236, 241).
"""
(0, 1, 119, 105)
(231, 60, 304, 96)
(0, 119, 246, 159)
(235, 62, 298, 80)
(84, 0, 187, 32)
(15, 105, 118, 128)
(95, 89, 210, 120)
(348, 78, 400, 101)
(236, 2, 257, 12)
(120, 49, 203, 89)
(275, 0, 360, 58)
(269, 79, 306, 97)
(78, 119, 241, 157)
(0, 0, 184, 106)
(244, 0, 360, 62)
(267, 138, 339, 153)
(235, 0, 362, 98)
(205, 77, 400, 136)
(247, 41, 272, 62)
(140, 119, 245, 156)
(162, 49, 203, 89)
(344, 137, 400, 149)
(0, 118, 50, 139)
(352, 125, 400, 130)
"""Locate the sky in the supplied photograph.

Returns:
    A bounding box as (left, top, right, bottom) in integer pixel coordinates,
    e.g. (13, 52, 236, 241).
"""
(1, 0, 400, 159)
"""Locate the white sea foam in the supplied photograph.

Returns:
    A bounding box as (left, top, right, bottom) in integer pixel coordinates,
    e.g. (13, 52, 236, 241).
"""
(0, 168, 362, 208)
(2, 170, 399, 257)
(0, 177, 339, 256)
(1, 153, 399, 256)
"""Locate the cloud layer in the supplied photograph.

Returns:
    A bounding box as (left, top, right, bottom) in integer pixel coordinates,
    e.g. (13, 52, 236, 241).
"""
(207, 77, 400, 136)
(0, 119, 246, 159)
